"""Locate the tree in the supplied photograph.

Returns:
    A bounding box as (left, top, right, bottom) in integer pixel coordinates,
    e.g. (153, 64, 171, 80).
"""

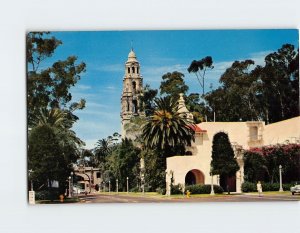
(107, 139, 141, 191)
(243, 150, 269, 182)
(211, 132, 239, 190)
(257, 44, 299, 123)
(159, 71, 188, 100)
(27, 32, 86, 123)
(139, 84, 158, 116)
(28, 125, 70, 193)
(142, 96, 195, 156)
(187, 56, 214, 95)
(27, 32, 86, 195)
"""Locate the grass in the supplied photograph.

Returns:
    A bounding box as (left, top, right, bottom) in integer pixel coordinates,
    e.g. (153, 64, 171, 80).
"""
(94, 191, 235, 199)
(36, 197, 80, 204)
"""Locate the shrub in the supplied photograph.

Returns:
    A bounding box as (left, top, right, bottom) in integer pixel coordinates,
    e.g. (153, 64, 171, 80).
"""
(242, 182, 294, 192)
(156, 187, 166, 195)
(241, 182, 257, 192)
(35, 188, 63, 201)
(184, 184, 224, 194)
(171, 184, 184, 195)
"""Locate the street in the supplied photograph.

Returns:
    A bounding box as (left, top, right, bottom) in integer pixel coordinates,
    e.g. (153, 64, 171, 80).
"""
(77, 192, 300, 203)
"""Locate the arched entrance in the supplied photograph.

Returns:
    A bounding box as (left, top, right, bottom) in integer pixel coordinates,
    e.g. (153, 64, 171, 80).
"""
(185, 169, 205, 185)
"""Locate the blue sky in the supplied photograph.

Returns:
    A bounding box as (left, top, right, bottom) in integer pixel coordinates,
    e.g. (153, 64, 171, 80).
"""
(45, 30, 299, 149)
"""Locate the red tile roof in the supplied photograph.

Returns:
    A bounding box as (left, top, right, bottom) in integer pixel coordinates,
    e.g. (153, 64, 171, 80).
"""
(188, 124, 207, 133)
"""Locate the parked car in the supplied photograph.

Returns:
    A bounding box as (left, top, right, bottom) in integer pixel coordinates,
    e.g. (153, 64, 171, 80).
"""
(290, 185, 300, 195)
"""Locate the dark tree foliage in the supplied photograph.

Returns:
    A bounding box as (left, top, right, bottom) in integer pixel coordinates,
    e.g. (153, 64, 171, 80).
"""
(187, 56, 214, 95)
(28, 125, 71, 192)
(160, 71, 189, 100)
(27, 32, 86, 125)
(141, 149, 166, 191)
(244, 144, 300, 183)
(107, 138, 141, 191)
(204, 44, 299, 123)
(243, 151, 269, 182)
(139, 84, 158, 116)
(211, 132, 239, 178)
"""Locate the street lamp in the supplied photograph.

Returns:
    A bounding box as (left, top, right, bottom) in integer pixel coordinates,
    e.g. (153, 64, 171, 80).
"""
(70, 172, 73, 197)
(28, 169, 34, 191)
(109, 180, 111, 193)
(210, 168, 215, 195)
(279, 165, 283, 192)
(68, 176, 71, 197)
(103, 181, 105, 192)
(126, 177, 129, 194)
(116, 179, 119, 194)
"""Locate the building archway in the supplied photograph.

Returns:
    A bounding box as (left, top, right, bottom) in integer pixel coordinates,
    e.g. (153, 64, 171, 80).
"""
(185, 169, 205, 185)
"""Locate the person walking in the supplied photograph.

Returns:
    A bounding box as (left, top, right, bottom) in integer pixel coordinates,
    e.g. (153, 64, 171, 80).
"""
(257, 181, 262, 197)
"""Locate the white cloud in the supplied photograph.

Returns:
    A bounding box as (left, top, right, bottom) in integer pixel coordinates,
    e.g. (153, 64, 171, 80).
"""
(76, 84, 91, 90)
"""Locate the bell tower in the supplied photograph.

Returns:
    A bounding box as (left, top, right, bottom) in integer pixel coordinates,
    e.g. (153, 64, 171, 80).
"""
(121, 49, 144, 138)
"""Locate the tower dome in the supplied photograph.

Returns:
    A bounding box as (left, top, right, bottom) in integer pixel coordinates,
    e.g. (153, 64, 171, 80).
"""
(127, 49, 137, 62)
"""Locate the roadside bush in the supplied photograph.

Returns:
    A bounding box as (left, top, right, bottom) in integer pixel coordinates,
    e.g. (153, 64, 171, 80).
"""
(171, 184, 184, 195)
(130, 187, 140, 192)
(35, 188, 62, 201)
(242, 182, 294, 192)
(156, 187, 166, 195)
(241, 182, 257, 192)
(184, 184, 224, 194)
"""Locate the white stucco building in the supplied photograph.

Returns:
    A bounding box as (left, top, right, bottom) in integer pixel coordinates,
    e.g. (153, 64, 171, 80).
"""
(166, 95, 300, 194)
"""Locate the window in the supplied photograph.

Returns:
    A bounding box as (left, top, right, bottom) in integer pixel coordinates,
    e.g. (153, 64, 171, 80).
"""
(128, 67, 130, 73)
(132, 67, 135, 73)
(137, 67, 139, 74)
(96, 172, 100, 178)
(250, 126, 258, 140)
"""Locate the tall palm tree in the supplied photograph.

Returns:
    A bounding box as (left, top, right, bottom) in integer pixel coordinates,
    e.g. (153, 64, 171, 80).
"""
(142, 97, 195, 155)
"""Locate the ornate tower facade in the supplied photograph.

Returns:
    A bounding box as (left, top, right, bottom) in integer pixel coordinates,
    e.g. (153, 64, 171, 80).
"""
(121, 49, 144, 138)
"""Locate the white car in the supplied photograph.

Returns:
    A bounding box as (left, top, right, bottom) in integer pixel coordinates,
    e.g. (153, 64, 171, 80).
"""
(290, 185, 300, 195)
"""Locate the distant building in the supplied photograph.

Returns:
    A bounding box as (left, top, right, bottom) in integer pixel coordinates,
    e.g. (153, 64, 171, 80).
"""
(166, 96, 300, 194)
(120, 49, 145, 138)
(74, 165, 101, 193)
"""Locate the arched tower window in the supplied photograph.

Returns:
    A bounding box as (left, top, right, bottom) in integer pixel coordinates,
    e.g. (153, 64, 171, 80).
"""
(137, 67, 139, 74)
(132, 99, 138, 114)
(132, 81, 136, 92)
(127, 67, 130, 74)
(132, 67, 135, 73)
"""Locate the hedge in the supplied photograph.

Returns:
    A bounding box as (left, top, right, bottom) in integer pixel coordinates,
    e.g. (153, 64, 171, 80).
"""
(241, 182, 294, 192)
(184, 184, 224, 194)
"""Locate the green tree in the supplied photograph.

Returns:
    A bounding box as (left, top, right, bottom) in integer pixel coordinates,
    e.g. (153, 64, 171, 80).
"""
(257, 44, 299, 123)
(142, 96, 195, 157)
(107, 139, 141, 191)
(187, 56, 214, 95)
(243, 151, 269, 182)
(159, 71, 188, 100)
(140, 84, 158, 116)
(28, 125, 70, 192)
(211, 132, 239, 189)
(27, 32, 86, 123)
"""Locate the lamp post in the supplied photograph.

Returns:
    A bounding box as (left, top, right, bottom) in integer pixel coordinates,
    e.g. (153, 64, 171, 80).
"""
(126, 177, 129, 194)
(109, 180, 111, 193)
(103, 181, 105, 192)
(210, 168, 215, 195)
(116, 179, 119, 194)
(70, 172, 73, 197)
(29, 169, 34, 191)
(68, 176, 71, 198)
(279, 165, 283, 192)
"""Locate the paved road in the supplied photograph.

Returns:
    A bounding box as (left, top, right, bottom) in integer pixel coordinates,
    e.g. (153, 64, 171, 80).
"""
(78, 193, 300, 203)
